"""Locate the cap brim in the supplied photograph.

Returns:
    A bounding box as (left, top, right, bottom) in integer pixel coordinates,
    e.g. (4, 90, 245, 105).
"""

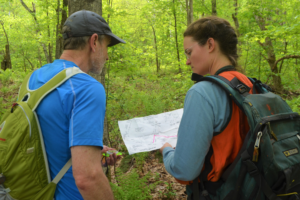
(106, 33, 126, 47)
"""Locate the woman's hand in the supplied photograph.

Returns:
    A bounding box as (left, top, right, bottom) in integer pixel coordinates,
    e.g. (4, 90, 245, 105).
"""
(160, 142, 172, 155)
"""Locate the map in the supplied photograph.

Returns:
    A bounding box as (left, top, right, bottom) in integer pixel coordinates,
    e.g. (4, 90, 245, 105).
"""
(118, 109, 183, 155)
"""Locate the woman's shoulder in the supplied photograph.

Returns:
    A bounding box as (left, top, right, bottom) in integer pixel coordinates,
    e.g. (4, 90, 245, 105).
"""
(188, 80, 228, 99)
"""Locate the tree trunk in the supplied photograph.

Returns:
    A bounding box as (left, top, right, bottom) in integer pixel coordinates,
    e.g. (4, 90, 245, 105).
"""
(231, 0, 243, 71)
(202, 0, 206, 17)
(261, 38, 281, 91)
(56, 0, 68, 59)
(255, 15, 282, 92)
(38, 47, 42, 67)
(68, 0, 109, 148)
(258, 52, 261, 80)
(173, 0, 181, 73)
(244, 41, 249, 73)
(107, 0, 113, 25)
(22, 51, 27, 72)
(0, 21, 12, 71)
(212, 0, 217, 16)
(47, 0, 53, 63)
(150, 24, 160, 72)
(68, 0, 102, 15)
(186, 0, 193, 26)
(1, 45, 11, 71)
(55, 0, 61, 59)
(296, 59, 300, 79)
(231, 0, 240, 37)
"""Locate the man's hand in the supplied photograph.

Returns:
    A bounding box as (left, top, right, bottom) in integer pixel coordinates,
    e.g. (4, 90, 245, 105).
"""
(101, 145, 119, 166)
(160, 142, 172, 154)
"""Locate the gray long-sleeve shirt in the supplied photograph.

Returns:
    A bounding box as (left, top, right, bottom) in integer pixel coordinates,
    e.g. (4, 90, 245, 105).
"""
(163, 81, 231, 181)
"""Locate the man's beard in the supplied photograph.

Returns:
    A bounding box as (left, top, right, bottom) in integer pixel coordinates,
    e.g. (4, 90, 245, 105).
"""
(90, 60, 105, 75)
(90, 51, 106, 75)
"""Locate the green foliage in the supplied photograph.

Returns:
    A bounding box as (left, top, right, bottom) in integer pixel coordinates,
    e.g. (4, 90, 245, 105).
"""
(155, 150, 163, 163)
(0, 69, 13, 86)
(163, 182, 177, 199)
(2, 0, 300, 198)
(119, 155, 134, 173)
(133, 152, 149, 172)
(1, 86, 9, 95)
(0, 69, 29, 120)
(0, 97, 5, 120)
(286, 96, 300, 113)
(110, 169, 158, 200)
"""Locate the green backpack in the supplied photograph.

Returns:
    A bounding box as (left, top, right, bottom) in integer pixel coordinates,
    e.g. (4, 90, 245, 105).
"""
(190, 75, 300, 200)
(0, 67, 83, 200)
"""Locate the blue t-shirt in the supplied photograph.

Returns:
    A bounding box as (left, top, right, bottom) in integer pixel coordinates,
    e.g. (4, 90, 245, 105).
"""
(29, 59, 106, 200)
(162, 81, 231, 181)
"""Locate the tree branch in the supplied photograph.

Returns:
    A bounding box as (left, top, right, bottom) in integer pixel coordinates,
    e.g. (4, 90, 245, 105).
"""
(257, 40, 267, 51)
(201, 0, 210, 13)
(20, 0, 37, 21)
(254, 14, 267, 31)
(32, 2, 36, 13)
(41, 43, 49, 62)
(260, 53, 268, 62)
(20, 0, 34, 13)
(279, 60, 284, 73)
(273, 55, 300, 71)
(25, 57, 35, 70)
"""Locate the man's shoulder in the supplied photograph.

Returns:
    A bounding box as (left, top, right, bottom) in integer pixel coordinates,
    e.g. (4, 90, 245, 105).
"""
(32, 59, 103, 89)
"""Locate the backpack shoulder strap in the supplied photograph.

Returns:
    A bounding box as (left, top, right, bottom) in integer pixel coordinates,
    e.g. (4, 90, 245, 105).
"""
(18, 67, 84, 111)
(200, 75, 247, 113)
(52, 158, 72, 184)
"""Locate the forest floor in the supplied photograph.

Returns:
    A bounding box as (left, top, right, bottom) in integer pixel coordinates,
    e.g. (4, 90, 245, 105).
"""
(0, 80, 20, 116)
(110, 151, 187, 200)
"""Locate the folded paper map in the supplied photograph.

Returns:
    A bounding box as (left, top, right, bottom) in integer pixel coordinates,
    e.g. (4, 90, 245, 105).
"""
(118, 109, 183, 155)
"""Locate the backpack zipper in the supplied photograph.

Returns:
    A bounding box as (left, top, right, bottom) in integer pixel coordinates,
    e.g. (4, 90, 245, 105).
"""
(267, 122, 278, 141)
(18, 104, 32, 138)
(297, 135, 300, 144)
(253, 131, 263, 162)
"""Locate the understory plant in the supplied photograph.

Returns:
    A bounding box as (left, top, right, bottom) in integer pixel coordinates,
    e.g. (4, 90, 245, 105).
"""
(110, 169, 158, 200)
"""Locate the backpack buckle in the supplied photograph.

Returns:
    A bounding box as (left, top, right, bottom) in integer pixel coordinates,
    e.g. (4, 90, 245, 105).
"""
(248, 168, 259, 177)
(236, 84, 250, 94)
(11, 103, 18, 113)
(262, 84, 272, 92)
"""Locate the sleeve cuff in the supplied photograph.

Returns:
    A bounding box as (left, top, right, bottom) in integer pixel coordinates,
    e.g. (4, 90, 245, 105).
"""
(162, 147, 174, 157)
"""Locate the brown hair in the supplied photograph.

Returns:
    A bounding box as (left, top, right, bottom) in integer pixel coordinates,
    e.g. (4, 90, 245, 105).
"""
(184, 16, 238, 68)
(62, 26, 107, 50)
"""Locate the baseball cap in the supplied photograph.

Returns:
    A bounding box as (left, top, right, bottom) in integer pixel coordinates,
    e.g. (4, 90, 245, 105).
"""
(63, 10, 125, 47)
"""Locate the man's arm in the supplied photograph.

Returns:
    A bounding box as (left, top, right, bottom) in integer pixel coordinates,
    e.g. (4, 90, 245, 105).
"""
(71, 145, 114, 200)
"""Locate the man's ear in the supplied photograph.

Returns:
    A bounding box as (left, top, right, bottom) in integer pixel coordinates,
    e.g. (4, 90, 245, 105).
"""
(89, 33, 99, 52)
(207, 38, 215, 53)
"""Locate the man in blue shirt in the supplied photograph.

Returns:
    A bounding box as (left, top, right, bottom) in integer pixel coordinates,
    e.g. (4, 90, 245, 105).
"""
(29, 10, 125, 200)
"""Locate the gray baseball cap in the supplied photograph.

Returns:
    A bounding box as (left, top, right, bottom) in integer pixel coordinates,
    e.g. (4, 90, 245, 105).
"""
(63, 10, 125, 47)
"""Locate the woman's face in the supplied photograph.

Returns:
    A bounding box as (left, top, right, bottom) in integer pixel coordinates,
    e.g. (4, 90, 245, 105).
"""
(183, 36, 210, 75)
